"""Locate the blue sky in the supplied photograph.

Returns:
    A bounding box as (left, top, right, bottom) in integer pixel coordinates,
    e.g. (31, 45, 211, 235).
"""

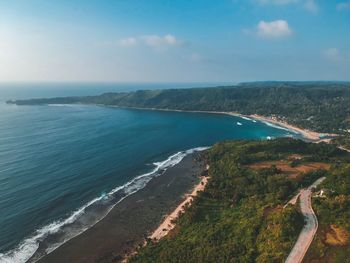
(0, 0, 349, 82)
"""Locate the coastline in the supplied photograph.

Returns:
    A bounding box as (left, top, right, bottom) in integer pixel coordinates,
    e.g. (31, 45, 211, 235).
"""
(4, 103, 328, 263)
(11, 104, 338, 263)
(149, 174, 209, 241)
(36, 152, 205, 263)
(247, 114, 335, 142)
(103, 104, 336, 142)
(123, 174, 209, 263)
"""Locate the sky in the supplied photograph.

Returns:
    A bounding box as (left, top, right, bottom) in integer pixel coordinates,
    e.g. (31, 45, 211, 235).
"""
(0, 0, 349, 82)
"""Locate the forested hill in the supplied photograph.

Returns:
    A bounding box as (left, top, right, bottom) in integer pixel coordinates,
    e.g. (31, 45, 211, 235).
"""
(7, 82, 350, 134)
(130, 138, 350, 263)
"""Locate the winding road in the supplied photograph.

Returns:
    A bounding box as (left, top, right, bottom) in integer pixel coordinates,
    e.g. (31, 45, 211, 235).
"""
(285, 177, 326, 263)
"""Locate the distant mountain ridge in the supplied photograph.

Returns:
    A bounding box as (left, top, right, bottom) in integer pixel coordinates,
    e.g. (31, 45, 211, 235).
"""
(7, 81, 350, 134)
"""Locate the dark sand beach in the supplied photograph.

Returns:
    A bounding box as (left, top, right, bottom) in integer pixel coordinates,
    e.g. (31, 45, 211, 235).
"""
(36, 152, 204, 263)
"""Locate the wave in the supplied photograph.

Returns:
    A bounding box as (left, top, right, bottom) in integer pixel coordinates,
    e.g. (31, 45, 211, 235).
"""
(240, 116, 256, 122)
(0, 146, 208, 263)
(47, 104, 78, 107)
(261, 121, 299, 134)
(240, 116, 252, 121)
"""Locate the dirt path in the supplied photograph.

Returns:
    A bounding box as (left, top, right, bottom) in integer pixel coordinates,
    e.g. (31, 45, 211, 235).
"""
(284, 192, 301, 208)
(285, 177, 326, 263)
(149, 176, 208, 241)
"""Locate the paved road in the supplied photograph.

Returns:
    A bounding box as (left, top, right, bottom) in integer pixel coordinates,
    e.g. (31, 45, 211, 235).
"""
(285, 177, 326, 263)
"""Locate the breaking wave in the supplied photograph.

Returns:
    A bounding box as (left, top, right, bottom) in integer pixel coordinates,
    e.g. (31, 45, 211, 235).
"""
(0, 147, 208, 263)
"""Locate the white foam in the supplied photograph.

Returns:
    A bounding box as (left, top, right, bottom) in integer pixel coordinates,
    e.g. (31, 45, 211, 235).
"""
(47, 104, 79, 107)
(48, 104, 68, 107)
(0, 146, 209, 263)
(240, 116, 257, 123)
(236, 122, 243, 126)
(262, 121, 299, 134)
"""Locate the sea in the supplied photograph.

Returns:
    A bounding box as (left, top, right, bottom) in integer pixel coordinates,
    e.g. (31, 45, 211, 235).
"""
(0, 83, 299, 263)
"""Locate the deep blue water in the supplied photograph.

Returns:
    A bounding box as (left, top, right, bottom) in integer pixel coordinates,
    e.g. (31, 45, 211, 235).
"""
(0, 84, 297, 262)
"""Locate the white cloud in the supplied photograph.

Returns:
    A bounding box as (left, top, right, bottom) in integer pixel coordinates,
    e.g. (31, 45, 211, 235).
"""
(337, 1, 350, 11)
(141, 34, 182, 48)
(119, 34, 183, 50)
(304, 0, 318, 13)
(323, 48, 350, 62)
(118, 37, 138, 47)
(257, 20, 292, 39)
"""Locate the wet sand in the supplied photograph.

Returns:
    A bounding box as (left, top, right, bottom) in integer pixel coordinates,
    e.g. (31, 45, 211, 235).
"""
(37, 153, 204, 263)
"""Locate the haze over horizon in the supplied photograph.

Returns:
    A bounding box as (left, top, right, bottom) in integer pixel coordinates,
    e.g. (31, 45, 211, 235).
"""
(0, 0, 349, 83)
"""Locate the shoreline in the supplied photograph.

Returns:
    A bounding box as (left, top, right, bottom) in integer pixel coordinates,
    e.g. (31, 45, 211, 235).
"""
(149, 175, 209, 241)
(37, 152, 205, 263)
(248, 114, 338, 142)
(123, 174, 209, 263)
(102, 104, 336, 142)
(11, 104, 338, 262)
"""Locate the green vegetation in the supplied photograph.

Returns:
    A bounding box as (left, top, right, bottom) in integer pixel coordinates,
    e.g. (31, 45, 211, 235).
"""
(9, 82, 350, 134)
(9, 81, 350, 148)
(305, 164, 350, 263)
(8, 82, 350, 260)
(315, 164, 350, 228)
(130, 138, 349, 263)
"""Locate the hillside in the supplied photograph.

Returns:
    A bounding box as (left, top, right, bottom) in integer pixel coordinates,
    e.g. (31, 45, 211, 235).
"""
(304, 163, 350, 262)
(129, 138, 350, 263)
(8, 82, 350, 135)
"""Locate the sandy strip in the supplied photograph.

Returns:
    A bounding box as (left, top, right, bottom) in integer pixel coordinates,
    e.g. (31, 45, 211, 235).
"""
(248, 114, 337, 141)
(339, 146, 350, 153)
(149, 176, 209, 241)
(37, 153, 204, 263)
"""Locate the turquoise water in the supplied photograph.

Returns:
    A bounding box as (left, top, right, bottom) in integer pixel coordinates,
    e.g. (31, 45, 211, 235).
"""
(0, 85, 297, 262)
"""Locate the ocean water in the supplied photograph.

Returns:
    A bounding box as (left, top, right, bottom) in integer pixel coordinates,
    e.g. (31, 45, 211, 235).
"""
(0, 84, 297, 263)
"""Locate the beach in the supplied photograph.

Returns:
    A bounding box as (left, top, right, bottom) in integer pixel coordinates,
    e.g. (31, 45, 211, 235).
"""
(149, 175, 209, 241)
(247, 114, 327, 141)
(35, 152, 205, 263)
(2, 105, 334, 263)
(0, 102, 290, 263)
